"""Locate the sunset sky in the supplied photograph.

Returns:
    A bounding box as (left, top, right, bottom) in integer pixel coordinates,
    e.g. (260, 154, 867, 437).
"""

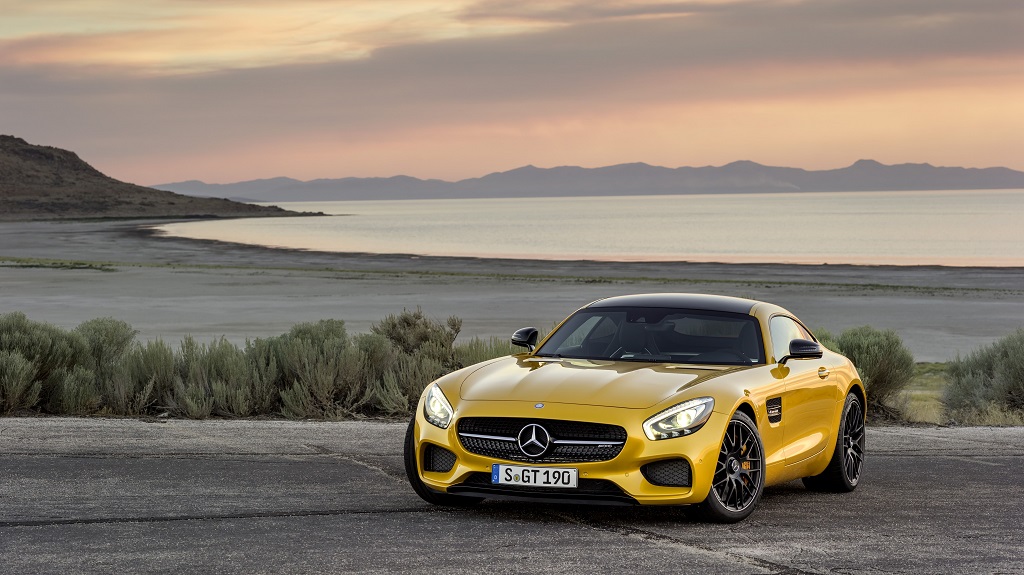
(1, 0, 1022, 185)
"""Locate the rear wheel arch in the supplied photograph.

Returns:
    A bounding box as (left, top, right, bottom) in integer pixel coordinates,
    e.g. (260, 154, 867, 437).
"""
(803, 391, 865, 492)
(848, 381, 866, 418)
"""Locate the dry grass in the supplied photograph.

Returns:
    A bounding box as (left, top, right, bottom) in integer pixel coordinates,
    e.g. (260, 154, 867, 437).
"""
(898, 361, 1024, 426)
(897, 363, 948, 424)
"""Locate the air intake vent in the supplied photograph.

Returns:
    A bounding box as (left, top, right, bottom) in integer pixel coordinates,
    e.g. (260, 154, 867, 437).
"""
(423, 444, 457, 473)
(641, 458, 692, 487)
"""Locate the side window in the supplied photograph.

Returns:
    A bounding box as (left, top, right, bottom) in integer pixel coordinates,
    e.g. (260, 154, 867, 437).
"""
(769, 316, 808, 362)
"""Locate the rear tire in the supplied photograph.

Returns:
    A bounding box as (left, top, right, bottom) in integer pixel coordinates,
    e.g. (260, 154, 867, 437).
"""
(403, 417, 481, 507)
(691, 411, 765, 523)
(802, 392, 865, 492)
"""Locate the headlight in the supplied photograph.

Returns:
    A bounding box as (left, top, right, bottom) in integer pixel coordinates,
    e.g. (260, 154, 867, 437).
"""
(423, 384, 454, 429)
(643, 397, 714, 440)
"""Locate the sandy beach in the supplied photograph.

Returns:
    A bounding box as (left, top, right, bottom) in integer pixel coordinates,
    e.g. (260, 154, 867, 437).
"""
(2, 219, 1023, 362)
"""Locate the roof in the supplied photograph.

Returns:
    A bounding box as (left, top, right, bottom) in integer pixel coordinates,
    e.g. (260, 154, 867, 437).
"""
(585, 293, 759, 315)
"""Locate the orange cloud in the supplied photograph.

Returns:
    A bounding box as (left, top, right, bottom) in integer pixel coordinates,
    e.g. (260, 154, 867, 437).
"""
(0, 0, 546, 73)
(1, 0, 1022, 183)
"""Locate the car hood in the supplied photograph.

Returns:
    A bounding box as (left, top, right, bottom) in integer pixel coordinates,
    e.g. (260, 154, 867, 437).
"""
(458, 356, 744, 409)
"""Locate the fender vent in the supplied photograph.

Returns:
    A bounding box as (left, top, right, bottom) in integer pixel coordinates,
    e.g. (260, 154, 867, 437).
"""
(767, 397, 782, 423)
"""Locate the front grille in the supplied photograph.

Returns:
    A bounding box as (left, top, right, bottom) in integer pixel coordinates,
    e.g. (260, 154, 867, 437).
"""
(423, 444, 456, 473)
(457, 418, 627, 463)
(459, 418, 627, 441)
(641, 458, 692, 487)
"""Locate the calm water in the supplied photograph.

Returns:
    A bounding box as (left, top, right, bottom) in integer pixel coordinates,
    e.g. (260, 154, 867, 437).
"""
(155, 190, 1024, 266)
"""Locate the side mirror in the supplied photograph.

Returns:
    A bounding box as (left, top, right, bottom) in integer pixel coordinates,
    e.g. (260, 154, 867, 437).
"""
(779, 338, 822, 364)
(511, 327, 539, 352)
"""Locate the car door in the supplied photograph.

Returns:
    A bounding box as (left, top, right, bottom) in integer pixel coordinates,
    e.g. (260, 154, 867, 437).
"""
(769, 315, 838, 465)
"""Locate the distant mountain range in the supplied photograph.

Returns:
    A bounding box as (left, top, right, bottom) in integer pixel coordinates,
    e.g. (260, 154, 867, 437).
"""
(154, 160, 1024, 202)
(0, 135, 304, 220)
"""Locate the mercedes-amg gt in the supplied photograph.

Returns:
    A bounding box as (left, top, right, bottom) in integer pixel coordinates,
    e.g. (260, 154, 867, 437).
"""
(404, 294, 865, 522)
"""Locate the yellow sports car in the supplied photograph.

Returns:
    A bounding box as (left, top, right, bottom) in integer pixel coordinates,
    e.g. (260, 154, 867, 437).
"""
(404, 294, 866, 522)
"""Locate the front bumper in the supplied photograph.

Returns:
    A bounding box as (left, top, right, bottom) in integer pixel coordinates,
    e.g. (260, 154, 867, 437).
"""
(413, 399, 726, 506)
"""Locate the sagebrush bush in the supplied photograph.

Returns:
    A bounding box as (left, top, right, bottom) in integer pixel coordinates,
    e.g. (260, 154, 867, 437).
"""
(128, 340, 177, 407)
(276, 321, 351, 418)
(74, 317, 137, 383)
(372, 308, 462, 370)
(48, 365, 100, 415)
(817, 326, 914, 416)
(0, 310, 528, 420)
(0, 350, 39, 413)
(945, 329, 1024, 423)
(244, 338, 280, 414)
(814, 329, 840, 355)
(0, 312, 92, 410)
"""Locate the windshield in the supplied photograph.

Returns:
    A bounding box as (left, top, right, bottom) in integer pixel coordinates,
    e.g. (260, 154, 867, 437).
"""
(535, 307, 764, 365)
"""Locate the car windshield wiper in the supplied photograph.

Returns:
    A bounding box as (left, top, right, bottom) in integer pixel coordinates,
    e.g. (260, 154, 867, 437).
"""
(531, 353, 563, 359)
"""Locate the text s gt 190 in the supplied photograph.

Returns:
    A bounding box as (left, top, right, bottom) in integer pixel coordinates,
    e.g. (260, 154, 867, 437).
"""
(404, 293, 865, 522)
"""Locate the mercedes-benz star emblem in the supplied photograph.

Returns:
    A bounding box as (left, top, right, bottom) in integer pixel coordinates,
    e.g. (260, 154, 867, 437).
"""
(517, 423, 551, 458)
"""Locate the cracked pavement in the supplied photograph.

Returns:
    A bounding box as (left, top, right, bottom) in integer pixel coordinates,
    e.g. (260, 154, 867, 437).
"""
(1, 418, 1021, 574)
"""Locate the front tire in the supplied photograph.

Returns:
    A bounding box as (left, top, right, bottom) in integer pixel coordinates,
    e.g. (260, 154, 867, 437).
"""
(403, 417, 481, 507)
(691, 411, 765, 523)
(803, 392, 865, 492)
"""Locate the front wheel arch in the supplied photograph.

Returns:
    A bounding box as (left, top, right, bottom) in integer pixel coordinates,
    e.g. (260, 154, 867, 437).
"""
(689, 409, 765, 523)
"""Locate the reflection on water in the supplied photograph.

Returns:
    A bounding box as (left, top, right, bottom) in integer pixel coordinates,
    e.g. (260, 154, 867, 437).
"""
(154, 189, 1024, 267)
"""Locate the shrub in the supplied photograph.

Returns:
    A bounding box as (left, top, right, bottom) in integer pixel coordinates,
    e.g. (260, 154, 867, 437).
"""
(0, 310, 533, 420)
(165, 336, 256, 418)
(74, 318, 148, 415)
(48, 365, 101, 415)
(74, 317, 137, 384)
(202, 338, 251, 417)
(287, 319, 348, 349)
(945, 329, 1024, 424)
(244, 337, 281, 414)
(0, 312, 91, 409)
(278, 336, 346, 419)
(0, 350, 40, 413)
(372, 308, 461, 370)
(814, 329, 840, 355)
(456, 336, 515, 367)
(821, 326, 914, 416)
(275, 321, 351, 419)
(128, 339, 177, 407)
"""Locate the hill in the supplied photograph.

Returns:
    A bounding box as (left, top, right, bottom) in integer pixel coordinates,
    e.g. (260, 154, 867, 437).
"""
(155, 159, 1024, 202)
(0, 136, 302, 220)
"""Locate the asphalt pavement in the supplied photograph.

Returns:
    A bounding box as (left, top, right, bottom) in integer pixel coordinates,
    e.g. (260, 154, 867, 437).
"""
(1, 418, 1021, 574)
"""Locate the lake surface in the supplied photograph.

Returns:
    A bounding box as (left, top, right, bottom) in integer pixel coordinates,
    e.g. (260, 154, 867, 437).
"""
(154, 190, 1024, 266)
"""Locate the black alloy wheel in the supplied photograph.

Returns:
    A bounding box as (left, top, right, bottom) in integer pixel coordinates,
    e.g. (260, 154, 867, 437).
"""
(842, 396, 866, 485)
(691, 411, 765, 523)
(803, 392, 866, 492)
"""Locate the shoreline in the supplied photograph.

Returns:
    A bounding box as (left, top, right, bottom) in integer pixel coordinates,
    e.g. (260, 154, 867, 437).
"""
(145, 220, 1024, 269)
(1, 218, 1023, 362)
(129, 220, 1024, 284)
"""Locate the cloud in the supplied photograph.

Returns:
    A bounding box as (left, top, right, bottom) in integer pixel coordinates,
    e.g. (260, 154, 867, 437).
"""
(1, 0, 1021, 181)
(458, 0, 740, 23)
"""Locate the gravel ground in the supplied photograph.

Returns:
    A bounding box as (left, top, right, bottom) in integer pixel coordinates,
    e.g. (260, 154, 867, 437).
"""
(1, 418, 1021, 574)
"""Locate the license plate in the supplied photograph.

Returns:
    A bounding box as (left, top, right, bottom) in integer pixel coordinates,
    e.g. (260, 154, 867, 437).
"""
(491, 464, 578, 488)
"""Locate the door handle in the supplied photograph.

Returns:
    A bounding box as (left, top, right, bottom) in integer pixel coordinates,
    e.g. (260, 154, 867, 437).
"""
(818, 367, 830, 379)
